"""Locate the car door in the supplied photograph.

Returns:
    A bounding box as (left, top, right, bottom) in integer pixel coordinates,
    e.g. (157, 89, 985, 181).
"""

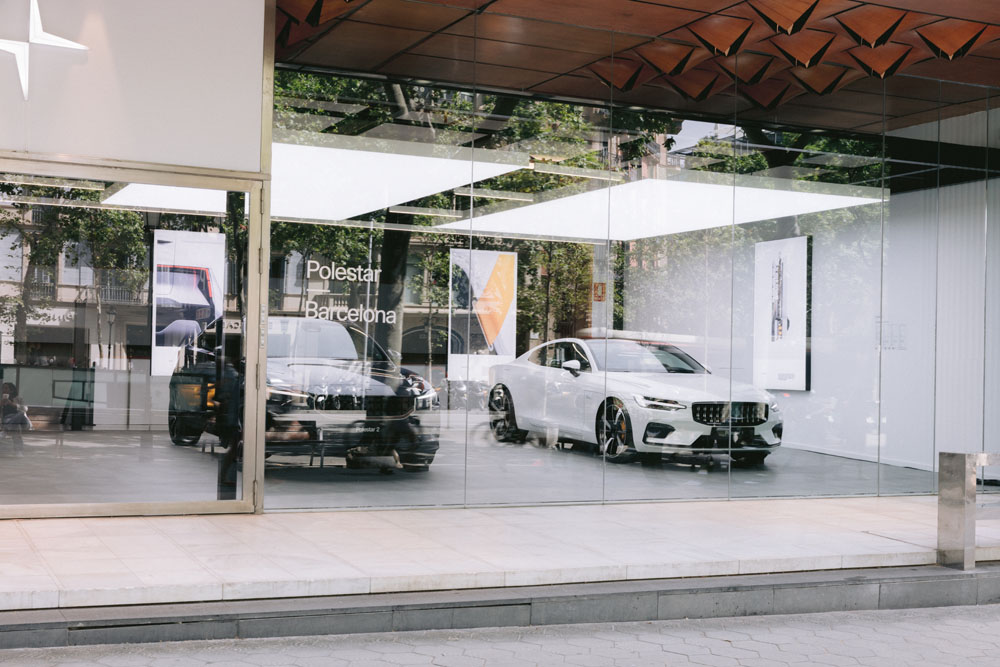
(537, 342, 589, 439)
(556, 342, 596, 439)
(510, 343, 550, 429)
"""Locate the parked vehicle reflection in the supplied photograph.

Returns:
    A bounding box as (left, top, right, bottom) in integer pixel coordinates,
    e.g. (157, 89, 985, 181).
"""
(169, 317, 440, 473)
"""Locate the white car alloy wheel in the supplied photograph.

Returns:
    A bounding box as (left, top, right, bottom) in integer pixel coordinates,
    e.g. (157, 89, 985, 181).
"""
(489, 385, 525, 443)
(598, 399, 637, 463)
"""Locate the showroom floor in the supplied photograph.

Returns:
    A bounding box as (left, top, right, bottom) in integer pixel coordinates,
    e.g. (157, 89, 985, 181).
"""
(2, 495, 999, 611)
(0, 410, 942, 507)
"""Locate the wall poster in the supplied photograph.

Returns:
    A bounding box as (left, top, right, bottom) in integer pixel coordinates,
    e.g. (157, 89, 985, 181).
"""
(753, 236, 810, 391)
(447, 249, 517, 382)
(151, 230, 226, 376)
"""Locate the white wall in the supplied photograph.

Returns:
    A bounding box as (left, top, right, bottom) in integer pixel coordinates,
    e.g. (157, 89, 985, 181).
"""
(0, 0, 265, 173)
(623, 177, 998, 472)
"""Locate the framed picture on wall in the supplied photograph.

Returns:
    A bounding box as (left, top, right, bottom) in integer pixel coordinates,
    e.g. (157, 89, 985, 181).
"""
(753, 236, 811, 391)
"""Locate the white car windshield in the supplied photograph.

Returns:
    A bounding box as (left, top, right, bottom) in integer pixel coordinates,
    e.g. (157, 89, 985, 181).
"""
(585, 340, 706, 374)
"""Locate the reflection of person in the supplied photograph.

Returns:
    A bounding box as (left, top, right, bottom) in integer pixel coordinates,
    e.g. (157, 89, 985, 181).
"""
(1, 382, 30, 456)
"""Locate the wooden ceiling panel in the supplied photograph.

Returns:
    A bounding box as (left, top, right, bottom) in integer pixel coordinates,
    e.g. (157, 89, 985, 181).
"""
(717, 52, 783, 83)
(807, 0, 861, 23)
(640, 0, 744, 12)
(835, 5, 907, 47)
(297, 21, 429, 69)
(848, 42, 912, 77)
(444, 14, 629, 55)
(749, 102, 882, 129)
(969, 35, 1000, 59)
(414, 0, 492, 7)
(904, 55, 1000, 88)
(279, 0, 319, 24)
(662, 67, 733, 100)
(281, 0, 370, 25)
(916, 19, 988, 59)
(348, 0, 470, 32)
(382, 53, 554, 90)
(587, 57, 657, 91)
(635, 40, 712, 76)
(611, 84, 691, 110)
(719, 3, 787, 44)
(882, 90, 944, 117)
(529, 73, 611, 100)
(409, 35, 600, 73)
(686, 15, 755, 55)
(740, 77, 804, 108)
(747, 0, 822, 34)
(860, 0, 1000, 26)
(278, 0, 1000, 134)
(788, 63, 863, 94)
(770, 28, 836, 66)
(485, 0, 704, 37)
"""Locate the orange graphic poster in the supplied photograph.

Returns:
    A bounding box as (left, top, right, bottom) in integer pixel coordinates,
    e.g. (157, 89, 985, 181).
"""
(448, 249, 518, 380)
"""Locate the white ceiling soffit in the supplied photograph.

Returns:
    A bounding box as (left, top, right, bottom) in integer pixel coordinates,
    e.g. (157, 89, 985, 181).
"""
(102, 184, 228, 215)
(270, 131, 528, 222)
(438, 172, 880, 242)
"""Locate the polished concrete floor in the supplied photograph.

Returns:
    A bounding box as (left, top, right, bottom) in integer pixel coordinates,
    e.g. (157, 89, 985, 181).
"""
(0, 410, 939, 508)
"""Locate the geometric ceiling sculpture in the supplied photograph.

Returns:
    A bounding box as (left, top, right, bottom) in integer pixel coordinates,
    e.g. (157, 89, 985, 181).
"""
(587, 57, 648, 92)
(771, 29, 837, 67)
(740, 78, 804, 109)
(835, 5, 907, 47)
(916, 19, 988, 59)
(717, 53, 780, 84)
(275, 0, 1000, 129)
(635, 41, 705, 77)
(788, 63, 860, 94)
(663, 68, 726, 102)
(687, 15, 755, 56)
(848, 43, 913, 77)
(747, 0, 823, 35)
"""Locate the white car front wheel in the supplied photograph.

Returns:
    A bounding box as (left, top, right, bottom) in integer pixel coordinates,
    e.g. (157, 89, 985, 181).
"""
(597, 399, 637, 464)
(489, 384, 526, 444)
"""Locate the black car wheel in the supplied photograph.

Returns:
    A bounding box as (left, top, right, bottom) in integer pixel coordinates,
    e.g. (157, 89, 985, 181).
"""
(168, 414, 202, 446)
(597, 399, 637, 464)
(731, 451, 769, 467)
(489, 385, 526, 443)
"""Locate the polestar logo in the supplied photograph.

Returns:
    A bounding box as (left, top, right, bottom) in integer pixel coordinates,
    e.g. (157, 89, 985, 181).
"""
(0, 0, 87, 100)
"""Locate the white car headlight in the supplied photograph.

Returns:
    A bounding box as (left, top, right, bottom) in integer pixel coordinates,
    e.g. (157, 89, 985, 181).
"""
(633, 395, 686, 411)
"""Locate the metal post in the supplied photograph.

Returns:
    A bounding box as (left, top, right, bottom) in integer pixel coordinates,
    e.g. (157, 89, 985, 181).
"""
(937, 452, 978, 569)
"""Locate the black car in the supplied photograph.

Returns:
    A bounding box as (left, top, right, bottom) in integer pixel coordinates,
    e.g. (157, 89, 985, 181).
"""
(169, 317, 440, 472)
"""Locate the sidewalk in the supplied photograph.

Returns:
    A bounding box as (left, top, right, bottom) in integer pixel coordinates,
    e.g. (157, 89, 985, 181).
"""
(1, 496, 996, 611)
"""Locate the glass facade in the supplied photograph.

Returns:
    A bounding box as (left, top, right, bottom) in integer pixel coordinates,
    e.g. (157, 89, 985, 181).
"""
(261, 48, 998, 509)
(0, 0, 996, 516)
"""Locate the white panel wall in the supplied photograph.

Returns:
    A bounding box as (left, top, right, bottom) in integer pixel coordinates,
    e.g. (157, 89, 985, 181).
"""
(624, 177, 998, 471)
(981, 182, 1000, 456)
(879, 188, 937, 469)
(0, 0, 265, 172)
(933, 180, 987, 455)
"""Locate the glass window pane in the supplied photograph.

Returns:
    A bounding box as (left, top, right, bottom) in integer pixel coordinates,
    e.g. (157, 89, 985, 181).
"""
(0, 175, 247, 505)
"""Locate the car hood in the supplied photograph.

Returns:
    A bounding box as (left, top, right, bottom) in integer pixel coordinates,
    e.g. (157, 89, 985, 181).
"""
(607, 372, 773, 404)
(266, 357, 398, 397)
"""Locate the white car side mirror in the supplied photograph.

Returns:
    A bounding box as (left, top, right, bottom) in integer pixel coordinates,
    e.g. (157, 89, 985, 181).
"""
(562, 359, 581, 376)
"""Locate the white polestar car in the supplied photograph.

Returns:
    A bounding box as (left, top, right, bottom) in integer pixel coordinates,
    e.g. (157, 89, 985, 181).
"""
(488, 337, 783, 465)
